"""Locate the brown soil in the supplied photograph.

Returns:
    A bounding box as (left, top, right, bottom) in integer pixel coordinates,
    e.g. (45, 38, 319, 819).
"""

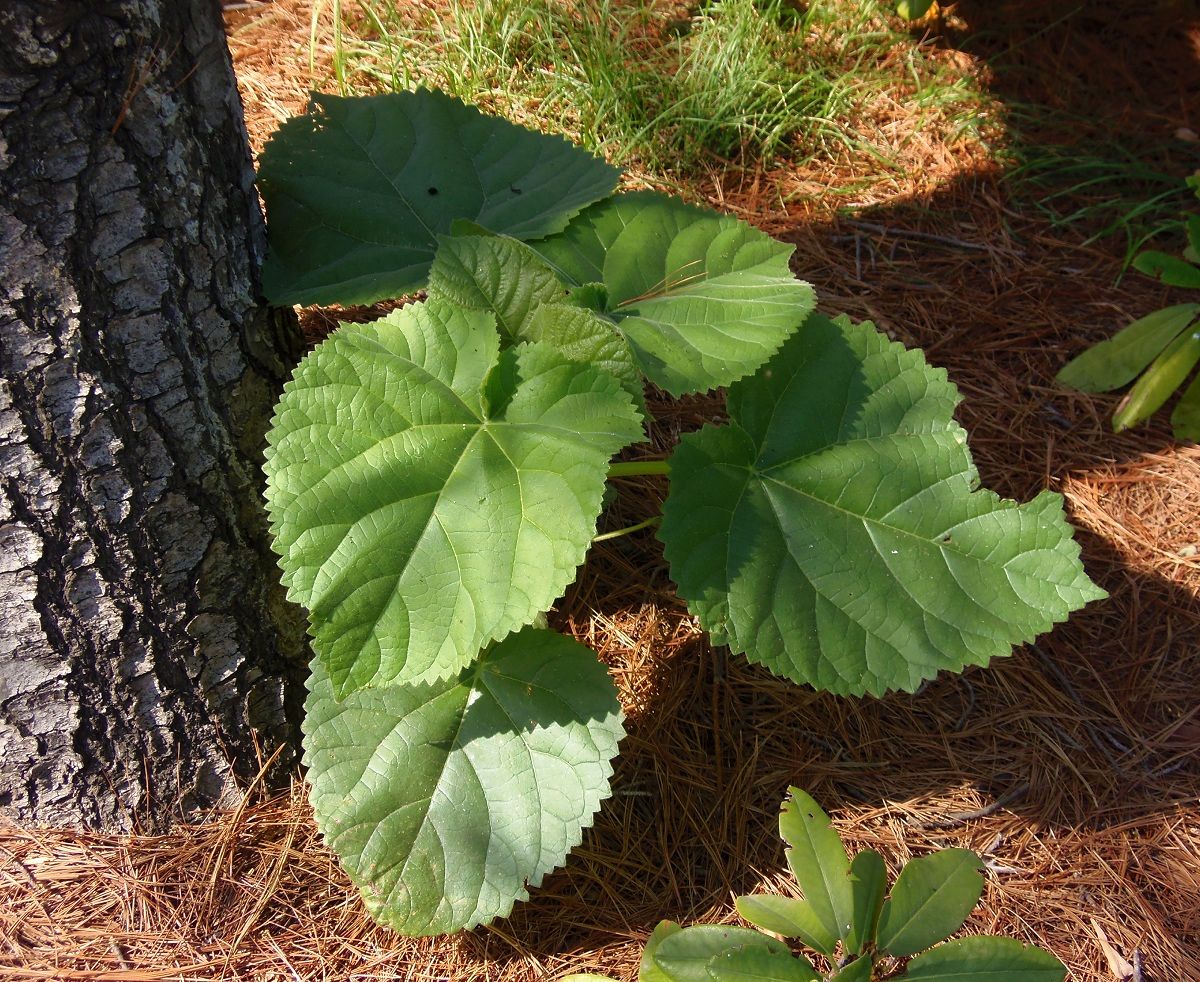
(4, 2, 1198, 980)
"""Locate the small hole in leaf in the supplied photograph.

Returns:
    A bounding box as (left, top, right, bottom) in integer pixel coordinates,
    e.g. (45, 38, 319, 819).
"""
(510, 185, 523, 194)
(427, 187, 438, 195)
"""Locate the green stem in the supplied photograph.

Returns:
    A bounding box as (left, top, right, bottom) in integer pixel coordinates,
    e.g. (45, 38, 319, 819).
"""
(592, 515, 661, 543)
(607, 459, 670, 478)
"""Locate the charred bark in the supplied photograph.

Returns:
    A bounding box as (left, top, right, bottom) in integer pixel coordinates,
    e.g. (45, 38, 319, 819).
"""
(0, 0, 306, 830)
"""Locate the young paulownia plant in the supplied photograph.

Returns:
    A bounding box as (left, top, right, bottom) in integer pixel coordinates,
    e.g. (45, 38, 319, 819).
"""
(566, 788, 1067, 982)
(258, 89, 1104, 935)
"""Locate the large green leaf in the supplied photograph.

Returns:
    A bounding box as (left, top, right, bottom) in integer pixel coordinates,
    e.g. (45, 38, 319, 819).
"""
(526, 192, 815, 395)
(708, 946, 820, 982)
(777, 788, 854, 948)
(303, 627, 624, 935)
(898, 937, 1066, 982)
(258, 89, 620, 305)
(429, 234, 647, 411)
(876, 850, 984, 957)
(1056, 303, 1199, 392)
(660, 315, 1105, 697)
(652, 926, 788, 982)
(264, 300, 643, 696)
(734, 894, 837, 955)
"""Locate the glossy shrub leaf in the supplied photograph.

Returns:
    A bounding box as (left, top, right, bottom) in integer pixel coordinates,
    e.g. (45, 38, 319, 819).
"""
(661, 315, 1106, 696)
(1056, 303, 1199, 392)
(258, 89, 620, 305)
(877, 849, 984, 957)
(898, 936, 1066, 982)
(1132, 249, 1200, 288)
(642, 921, 685, 982)
(528, 192, 815, 395)
(264, 301, 643, 695)
(1170, 371, 1200, 440)
(734, 894, 837, 955)
(1112, 326, 1200, 432)
(845, 850, 888, 955)
(653, 926, 788, 982)
(429, 235, 646, 410)
(830, 957, 875, 982)
(303, 627, 624, 935)
(709, 946, 820, 982)
(778, 788, 854, 948)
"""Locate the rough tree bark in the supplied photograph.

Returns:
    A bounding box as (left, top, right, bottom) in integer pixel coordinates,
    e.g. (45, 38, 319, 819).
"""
(0, 1, 307, 830)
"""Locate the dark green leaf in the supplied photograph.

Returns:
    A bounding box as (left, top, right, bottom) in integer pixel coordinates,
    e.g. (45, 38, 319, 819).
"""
(303, 627, 624, 935)
(877, 850, 984, 957)
(708, 946, 820, 982)
(1112, 325, 1200, 432)
(653, 926, 787, 982)
(734, 895, 837, 955)
(258, 90, 620, 305)
(845, 850, 888, 955)
(898, 936, 1066, 982)
(1056, 304, 1199, 393)
(641, 922, 685, 982)
(777, 789, 854, 947)
(660, 315, 1106, 696)
(830, 957, 875, 982)
(1170, 370, 1200, 440)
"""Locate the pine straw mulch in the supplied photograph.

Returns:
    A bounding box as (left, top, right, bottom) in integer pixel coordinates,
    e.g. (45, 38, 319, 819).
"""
(4, 2, 1199, 980)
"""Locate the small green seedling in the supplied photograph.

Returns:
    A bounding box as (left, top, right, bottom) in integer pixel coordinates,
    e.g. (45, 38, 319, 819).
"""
(258, 89, 1102, 936)
(567, 788, 1067, 982)
(1058, 173, 1200, 440)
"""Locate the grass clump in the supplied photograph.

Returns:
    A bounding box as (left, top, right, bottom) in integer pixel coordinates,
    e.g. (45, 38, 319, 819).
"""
(313, 0, 982, 179)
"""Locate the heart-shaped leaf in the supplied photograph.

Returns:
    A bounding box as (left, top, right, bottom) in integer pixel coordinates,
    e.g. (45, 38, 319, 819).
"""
(897, 936, 1066, 982)
(877, 849, 984, 957)
(527, 192, 814, 395)
(660, 315, 1105, 696)
(264, 300, 643, 696)
(1056, 303, 1199, 392)
(258, 89, 620, 305)
(303, 626, 624, 935)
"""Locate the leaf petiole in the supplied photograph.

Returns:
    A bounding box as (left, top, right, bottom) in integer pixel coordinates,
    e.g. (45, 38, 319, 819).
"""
(607, 459, 670, 478)
(592, 516, 662, 543)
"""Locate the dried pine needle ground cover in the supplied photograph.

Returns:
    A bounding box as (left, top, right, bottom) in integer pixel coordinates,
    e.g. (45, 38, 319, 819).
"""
(4, 1, 1199, 979)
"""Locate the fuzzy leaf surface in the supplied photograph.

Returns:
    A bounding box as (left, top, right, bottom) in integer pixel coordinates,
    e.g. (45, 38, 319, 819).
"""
(660, 315, 1105, 696)
(898, 937, 1066, 982)
(428, 235, 646, 410)
(527, 191, 814, 395)
(877, 849, 984, 957)
(303, 627, 624, 935)
(258, 90, 620, 305)
(264, 301, 642, 696)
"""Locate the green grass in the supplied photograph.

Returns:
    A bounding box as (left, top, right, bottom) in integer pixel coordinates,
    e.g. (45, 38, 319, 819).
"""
(311, 0, 986, 180)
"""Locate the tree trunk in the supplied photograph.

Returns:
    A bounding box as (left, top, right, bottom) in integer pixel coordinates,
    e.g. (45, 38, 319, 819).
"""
(0, 0, 307, 830)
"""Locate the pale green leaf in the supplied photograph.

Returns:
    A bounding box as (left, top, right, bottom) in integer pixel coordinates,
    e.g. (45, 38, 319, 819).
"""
(1056, 304, 1199, 392)
(1170, 370, 1200, 440)
(527, 192, 814, 395)
(641, 921, 684, 982)
(1112, 326, 1200, 432)
(778, 789, 853, 948)
(303, 626, 624, 935)
(264, 300, 643, 696)
(1132, 249, 1200, 289)
(660, 315, 1106, 697)
(708, 946, 820, 982)
(258, 89, 620, 305)
(734, 894, 837, 955)
(896, 0, 935, 17)
(898, 937, 1066, 982)
(877, 850, 984, 957)
(845, 850, 887, 955)
(653, 927, 787, 982)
